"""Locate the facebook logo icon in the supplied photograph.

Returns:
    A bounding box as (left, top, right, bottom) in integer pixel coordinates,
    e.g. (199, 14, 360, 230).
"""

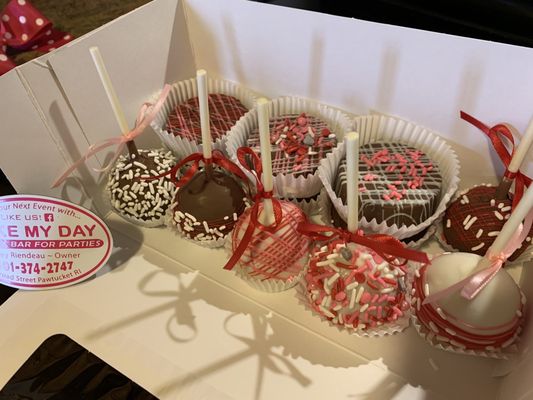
(44, 213, 54, 222)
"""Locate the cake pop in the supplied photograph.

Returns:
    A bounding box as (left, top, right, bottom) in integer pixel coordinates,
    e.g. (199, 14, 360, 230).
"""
(413, 184, 533, 355)
(161, 70, 250, 246)
(299, 133, 429, 334)
(223, 99, 311, 292)
(441, 112, 533, 260)
(51, 47, 176, 227)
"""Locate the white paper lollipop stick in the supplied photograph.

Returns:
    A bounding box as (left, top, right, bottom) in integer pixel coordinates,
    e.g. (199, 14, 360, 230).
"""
(257, 98, 275, 226)
(345, 132, 359, 233)
(196, 69, 212, 159)
(489, 184, 533, 255)
(89, 47, 130, 135)
(496, 116, 533, 198)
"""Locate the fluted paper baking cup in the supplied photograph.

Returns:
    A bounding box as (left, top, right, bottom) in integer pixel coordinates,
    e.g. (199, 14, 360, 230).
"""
(319, 114, 460, 240)
(225, 96, 352, 199)
(151, 77, 260, 159)
(295, 282, 410, 337)
(318, 189, 437, 249)
(236, 267, 306, 292)
(282, 195, 320, 217)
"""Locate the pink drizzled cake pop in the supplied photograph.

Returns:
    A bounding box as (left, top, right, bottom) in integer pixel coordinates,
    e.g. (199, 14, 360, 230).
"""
(413, 183, 533, 355)
(223, 99, 311, 291)
(299, 133, 429, 333)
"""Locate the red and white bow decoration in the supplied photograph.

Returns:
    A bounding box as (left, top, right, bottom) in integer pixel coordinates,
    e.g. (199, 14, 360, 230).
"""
(0, 0, 73, 76)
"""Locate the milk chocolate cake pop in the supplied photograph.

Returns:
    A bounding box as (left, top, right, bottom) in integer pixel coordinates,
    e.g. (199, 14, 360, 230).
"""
(107, 148, 176, 226)
(441, 112, 533, 260)
(443, 185, 533, 261)
(168, 70, 249, 246)
(51, 48, 176, 227)
(170, 167, 246, 243)
(334, 142, 442, 228)
(167, 93, 248, 142)
(246, 113, 337, 178)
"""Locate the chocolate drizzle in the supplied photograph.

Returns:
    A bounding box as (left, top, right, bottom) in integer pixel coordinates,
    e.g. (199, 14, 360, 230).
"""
(166, 94, 248, 141)
(171, 169, 247, 242)
(334, 142, 442, 227)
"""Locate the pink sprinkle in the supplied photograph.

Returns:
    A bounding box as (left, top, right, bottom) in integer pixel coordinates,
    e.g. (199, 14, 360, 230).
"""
(387, 184, 397, 190)
(371, 294, 379, 303)
(294, 164, 303, 171)
(363, 173, 378, 181)
(346, 311, 359, 324)
(335, 292, 346, 301)
(377, 306, 383, 319)
(378, 294, 388, 303)
(383, 194, 391, 201)
(360, 292, 372, 304)
(393, 180, 402, 185)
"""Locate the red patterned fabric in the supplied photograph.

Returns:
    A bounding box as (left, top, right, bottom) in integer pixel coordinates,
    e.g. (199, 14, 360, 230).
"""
(0, 0, 73, 76)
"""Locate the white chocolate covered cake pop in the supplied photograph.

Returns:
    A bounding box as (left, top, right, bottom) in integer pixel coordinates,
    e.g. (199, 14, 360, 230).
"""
(412, 252, 524, 353)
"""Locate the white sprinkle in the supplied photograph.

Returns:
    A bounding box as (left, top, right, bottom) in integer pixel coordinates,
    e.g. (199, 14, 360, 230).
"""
(497, 202, 504, 209)
(184, 213, 197, 222)
(464, 216, 477, 230)
(471, 242, 485, 251)
(219, 225, 226, 231)
(319, 306, 335, 319)
(463, 215, 472, 226)
(475, 229, 483, 239)
(326, 273, 340, 288)
(424, 283, 430, 296)
(445, 327, 456, 336)
(224, 215, 229, 220)
(487, 231, 500, 237)
(355, 287, 365, 303)
(494, 211, 504, 220)
(320, 245, 329, 252)
(133, 161, 147, 169)
(275, 138, 282, 145)
(346, 281, 359, 291)
(380, 287, 395, 294)
(485, 346, 495, 351)
(461, 195, 469, 204)
(516, 309, 523, 317)
(326, 253, 338, 260)
(328, 133, 336, 139)
(203, 221, 210, 233)
(360, 304, 369, 313)
(436, 308, 447, 320)
(233, 213, 238, 221)
(446, 219, 451, 228)
(428, 321, 439, 333)
(527, 237, 532, 242)
(490, 199, 496, 206)
(505, 214, 510, 220)
(415, 269, 421, 278)
(349, 288, 357, 309)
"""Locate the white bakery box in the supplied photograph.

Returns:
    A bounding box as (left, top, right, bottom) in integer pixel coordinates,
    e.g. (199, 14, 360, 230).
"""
(2, 0, 533, 398)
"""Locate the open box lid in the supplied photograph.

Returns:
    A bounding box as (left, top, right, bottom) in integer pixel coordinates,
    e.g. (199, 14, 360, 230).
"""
(1, 0, 533, 398)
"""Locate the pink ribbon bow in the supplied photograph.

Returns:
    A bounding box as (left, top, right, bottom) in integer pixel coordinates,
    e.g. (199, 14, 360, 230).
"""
(51, 84, 171, 188)
(424, 209, 533, 304)
(0, 0, 73, 76)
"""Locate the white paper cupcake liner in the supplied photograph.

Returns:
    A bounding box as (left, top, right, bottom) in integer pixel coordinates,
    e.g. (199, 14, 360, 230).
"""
(319, 114, 460, 241)
(406, 266, 520, 360)
(295, 282, 410, 337)
(318, 189, 437, 249)
(282, 195, 320, 217)
(236, 266, 307, 293)
(150, 77, 260, 159)
(164, 202, 228, 249)
(436, 184, 533, 267)
(225, 96, 352, 199)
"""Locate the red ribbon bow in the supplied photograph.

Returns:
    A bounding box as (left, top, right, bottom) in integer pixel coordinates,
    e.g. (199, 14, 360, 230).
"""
(460, 111, 532, 207)
(223, 147, 286, 271)
(0, 0, 73, 76)
(297, 222, 430, 267)
(145, 149, 250, 189)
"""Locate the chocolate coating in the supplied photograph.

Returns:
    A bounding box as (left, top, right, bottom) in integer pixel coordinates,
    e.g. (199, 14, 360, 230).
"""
(107, 149, 176, 224)
(166, 94, 248, 141)
(247, 113, 337, 178)
(334, 142, 442, 228)
(171, 169, 247, 242)
(442, 185, 533, 261)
